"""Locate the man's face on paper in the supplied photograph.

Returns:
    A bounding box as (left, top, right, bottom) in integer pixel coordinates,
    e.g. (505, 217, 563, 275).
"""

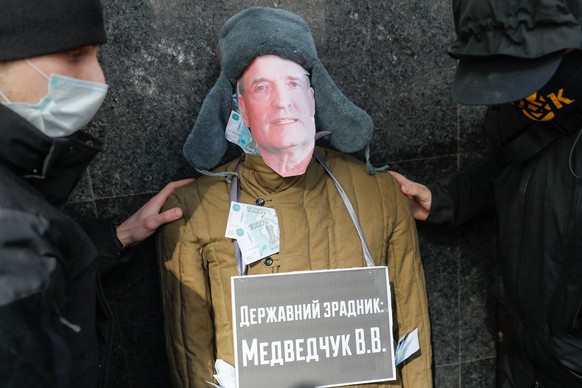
(238, 55, 316, 175)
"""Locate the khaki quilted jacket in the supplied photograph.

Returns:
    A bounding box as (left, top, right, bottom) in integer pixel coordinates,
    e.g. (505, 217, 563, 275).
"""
(157, 147, 432, 388)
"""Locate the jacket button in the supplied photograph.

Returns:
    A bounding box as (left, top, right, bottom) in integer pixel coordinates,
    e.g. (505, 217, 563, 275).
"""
(264, 257, 273, 266)
(255, 198, 265, 206)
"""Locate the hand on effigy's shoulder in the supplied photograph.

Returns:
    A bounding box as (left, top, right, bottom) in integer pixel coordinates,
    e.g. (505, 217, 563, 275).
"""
(115, 178, 195, 247)
(388, 171, 432, 221)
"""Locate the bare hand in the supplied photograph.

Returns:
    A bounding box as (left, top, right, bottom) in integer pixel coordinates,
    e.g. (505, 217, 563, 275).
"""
(389, 171, 432, 221)
(115, 178, 194, 247)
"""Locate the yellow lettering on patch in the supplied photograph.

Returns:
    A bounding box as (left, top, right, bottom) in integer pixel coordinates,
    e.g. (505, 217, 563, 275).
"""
(513, 88, 575, 122)
(548, 89, 574, 109)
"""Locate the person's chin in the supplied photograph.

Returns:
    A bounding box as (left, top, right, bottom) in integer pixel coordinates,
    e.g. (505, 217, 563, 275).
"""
(270, 138, 305, 150)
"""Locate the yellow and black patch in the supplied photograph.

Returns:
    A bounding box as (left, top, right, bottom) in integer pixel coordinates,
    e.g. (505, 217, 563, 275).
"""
(513, 88, 575, 122)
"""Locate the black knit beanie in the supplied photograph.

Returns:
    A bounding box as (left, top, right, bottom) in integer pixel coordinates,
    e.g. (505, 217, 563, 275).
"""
(0, 0, 107, 62)
(183, 7, 374, 171)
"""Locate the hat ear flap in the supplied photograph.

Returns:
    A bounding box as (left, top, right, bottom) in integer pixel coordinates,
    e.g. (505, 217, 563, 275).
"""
(183, 74, 232, 170)
(310, 60, 374, 153)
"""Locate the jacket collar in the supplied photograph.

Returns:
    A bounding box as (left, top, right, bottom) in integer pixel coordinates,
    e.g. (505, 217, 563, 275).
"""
(0, 104, 103, 208)
(237, 147, 332, 197)
(239, 153, 314, 195)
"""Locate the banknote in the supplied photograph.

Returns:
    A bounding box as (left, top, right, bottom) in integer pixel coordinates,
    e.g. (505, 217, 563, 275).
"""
(225, 110, 260, 156)
(226, 202, 280, 264)
(225, 202, 276, 238)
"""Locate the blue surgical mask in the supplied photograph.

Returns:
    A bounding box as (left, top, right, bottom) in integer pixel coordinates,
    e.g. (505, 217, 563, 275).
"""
(0, 60, 108, 137)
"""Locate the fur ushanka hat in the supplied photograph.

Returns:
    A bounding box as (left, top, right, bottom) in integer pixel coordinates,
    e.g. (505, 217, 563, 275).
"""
(183, 7, 374, 171)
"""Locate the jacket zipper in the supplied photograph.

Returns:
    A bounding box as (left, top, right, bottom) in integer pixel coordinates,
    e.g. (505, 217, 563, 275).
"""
(512, 161, 538, 318)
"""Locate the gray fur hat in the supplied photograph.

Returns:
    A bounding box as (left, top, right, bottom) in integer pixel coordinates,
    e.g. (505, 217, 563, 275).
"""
(183, 7, 374, 170)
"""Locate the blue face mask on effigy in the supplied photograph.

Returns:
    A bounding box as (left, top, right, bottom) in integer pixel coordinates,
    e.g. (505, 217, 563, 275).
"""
(0, 60, 108, 137)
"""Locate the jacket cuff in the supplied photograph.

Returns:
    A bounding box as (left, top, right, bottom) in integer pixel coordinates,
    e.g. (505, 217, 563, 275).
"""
(425, 183, 455, 225)
(79, 218, 130, 273)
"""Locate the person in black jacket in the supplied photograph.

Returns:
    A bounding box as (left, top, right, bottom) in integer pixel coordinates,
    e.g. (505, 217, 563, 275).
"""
(390, 0, 582, 387)
(0, 0, 192, 386)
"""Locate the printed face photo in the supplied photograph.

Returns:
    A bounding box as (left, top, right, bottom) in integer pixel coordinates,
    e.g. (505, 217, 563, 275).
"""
(238, 55, 316, 160)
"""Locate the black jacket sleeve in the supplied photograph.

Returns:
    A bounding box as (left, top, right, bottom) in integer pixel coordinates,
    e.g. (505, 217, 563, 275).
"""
(426, 153, 506, 226)
(78, 219, 129, 274)
(0, 210, 67, 387)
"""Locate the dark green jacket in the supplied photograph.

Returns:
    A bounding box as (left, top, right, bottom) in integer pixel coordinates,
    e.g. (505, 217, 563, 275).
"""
(429, 2, 582, 379)
(429, 89, 582, 379)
